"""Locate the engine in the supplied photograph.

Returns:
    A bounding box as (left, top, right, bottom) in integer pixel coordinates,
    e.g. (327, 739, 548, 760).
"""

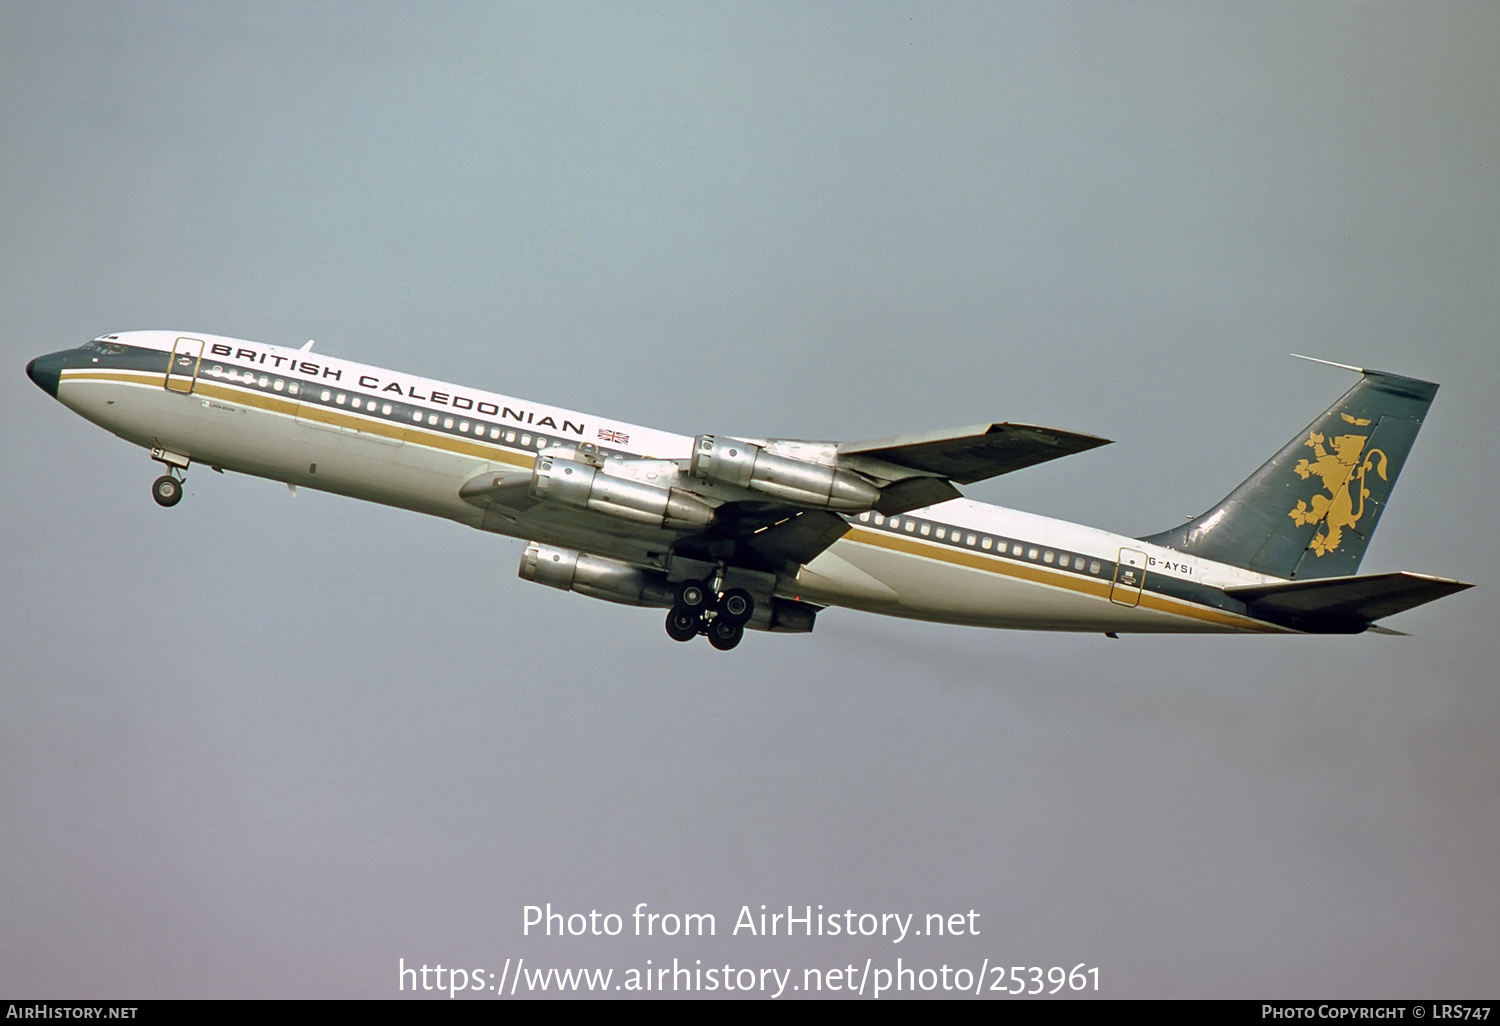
(689, 435, 880, 511)
(521, 542, 818, 637)
(754, 598, 817, 634)
(519, 543, 675, 608)
(532, 454, 714, 528)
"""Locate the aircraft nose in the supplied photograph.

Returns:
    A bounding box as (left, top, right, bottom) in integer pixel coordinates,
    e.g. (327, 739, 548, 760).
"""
(26, 353, 62, 397)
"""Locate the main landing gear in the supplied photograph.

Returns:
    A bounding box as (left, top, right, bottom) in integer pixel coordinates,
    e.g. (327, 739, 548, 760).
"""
(663, 579, 756, 651)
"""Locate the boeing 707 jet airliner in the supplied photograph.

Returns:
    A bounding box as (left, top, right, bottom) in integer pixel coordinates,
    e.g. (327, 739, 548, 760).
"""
(26, 332, 1471, 650)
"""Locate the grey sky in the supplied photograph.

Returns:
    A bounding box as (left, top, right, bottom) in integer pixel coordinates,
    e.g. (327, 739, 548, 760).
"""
(2, 2, 1497, 999)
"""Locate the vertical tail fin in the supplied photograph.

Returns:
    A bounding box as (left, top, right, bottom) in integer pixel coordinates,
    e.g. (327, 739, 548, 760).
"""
(1141, 359, 1438, 579)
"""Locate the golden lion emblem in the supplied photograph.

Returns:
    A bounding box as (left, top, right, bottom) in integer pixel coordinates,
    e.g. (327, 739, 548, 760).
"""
(1288, 414, 1388, 556)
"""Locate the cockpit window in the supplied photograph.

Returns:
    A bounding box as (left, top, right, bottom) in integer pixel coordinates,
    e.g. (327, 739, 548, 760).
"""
(81, 340, 128, 355)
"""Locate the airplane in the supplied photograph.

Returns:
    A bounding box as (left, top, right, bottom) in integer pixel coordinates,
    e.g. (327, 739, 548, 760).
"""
(25, 331, 1472, 651)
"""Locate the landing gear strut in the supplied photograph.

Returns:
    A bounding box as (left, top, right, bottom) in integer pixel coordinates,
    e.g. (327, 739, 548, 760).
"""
(149, 447, 191, 508)
(662, 578, 757, 651)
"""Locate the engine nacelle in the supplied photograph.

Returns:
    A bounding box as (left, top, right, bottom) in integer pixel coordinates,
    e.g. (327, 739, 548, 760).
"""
(532, 455, 714, 528)
(746, 597, 818, 634)
(689, 435, 881, 511)
(519, 543, 676, 608)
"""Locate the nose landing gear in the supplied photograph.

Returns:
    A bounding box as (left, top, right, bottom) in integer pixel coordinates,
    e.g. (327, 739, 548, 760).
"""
(151, 474, 184, 507)
(148, 446, 191, 507)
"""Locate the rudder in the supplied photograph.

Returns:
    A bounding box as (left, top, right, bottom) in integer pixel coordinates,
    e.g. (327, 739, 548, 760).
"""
(1141, 360, 1438, 579)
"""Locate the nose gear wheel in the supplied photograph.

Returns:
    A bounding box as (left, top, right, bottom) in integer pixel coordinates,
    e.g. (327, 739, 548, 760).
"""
(152, 475, 183, 507)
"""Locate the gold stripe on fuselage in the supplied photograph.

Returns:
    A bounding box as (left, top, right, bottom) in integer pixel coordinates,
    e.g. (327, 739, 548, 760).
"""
(840, 526, 1283, 633)
(63, 368, 1286, 633)
(60, 368, 536, 469)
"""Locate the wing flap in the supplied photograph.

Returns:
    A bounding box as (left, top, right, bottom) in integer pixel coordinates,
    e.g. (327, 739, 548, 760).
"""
(873, 476, 963, 515)
(734, 508, 852, 567)
(840, 422, 1110, 485)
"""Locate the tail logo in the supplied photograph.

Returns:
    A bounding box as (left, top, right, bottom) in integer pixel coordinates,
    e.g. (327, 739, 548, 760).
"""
(1288, 413, 1388, 556)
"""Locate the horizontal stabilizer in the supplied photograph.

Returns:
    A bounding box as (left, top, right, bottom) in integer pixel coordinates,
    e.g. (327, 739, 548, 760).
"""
(1225, 571, 1472, 628)
(839, 422, 1110, 486)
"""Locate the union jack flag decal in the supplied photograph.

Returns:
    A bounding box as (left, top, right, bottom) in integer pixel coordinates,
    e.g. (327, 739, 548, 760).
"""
(597, 428, 629, 445)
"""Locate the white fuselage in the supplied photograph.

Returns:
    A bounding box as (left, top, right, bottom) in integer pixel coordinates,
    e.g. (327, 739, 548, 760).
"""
(44, 331, 1291, 636)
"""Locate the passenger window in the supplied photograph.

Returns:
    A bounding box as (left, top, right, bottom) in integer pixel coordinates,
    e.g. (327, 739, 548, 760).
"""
(966, 533, 976, 545)
(505, 431, 516, 443)
(351, 397, 362, 409)
(443, 417, 454, 429)
(288, 383, 299, 396)
(1090, 561, 1101, 574)
(537, 437, 548, 447)
(858, 512, 870, 523)
(427, 414, 438, 425)
(521, 434, 531, 446)
(873, 513, 885, 526)
(1028, 548, 1039, 560)
(336, 393, 346, 405)
(490, 427, 500, 439)
(935, 527, 945, 540)
(382, 404, 392, 415)
(981, 537, 992, 550)
(905, 521, 916, 533)
(412, 411, 423, 422)
(996, 541, 1007, 554)
(1059, 554, 1070, 568)
(321, 389, 332, 402)
(258, 376, 269, 388)
(273, 379, 284, 391)
(1044, 550, 1054, 563)
(888, 518, 900, 530)
(920, 523, 931, 536)
(459, 420, 469, 431)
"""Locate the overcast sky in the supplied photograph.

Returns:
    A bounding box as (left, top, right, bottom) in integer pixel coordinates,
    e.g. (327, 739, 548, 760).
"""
(2, 2, 1497, 1000)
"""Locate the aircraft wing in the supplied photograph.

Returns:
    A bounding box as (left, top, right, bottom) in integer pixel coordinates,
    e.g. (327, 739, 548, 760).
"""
(678, 421, 1110, 559)
(839, 422, 1111, 486)
(667, 504, 853, 572)
(460, 420, 1111, 571)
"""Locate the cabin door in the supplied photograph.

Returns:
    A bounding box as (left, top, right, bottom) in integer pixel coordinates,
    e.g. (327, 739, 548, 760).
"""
(164, 336, 205, 394)
(1110, 548, 1147, 607)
